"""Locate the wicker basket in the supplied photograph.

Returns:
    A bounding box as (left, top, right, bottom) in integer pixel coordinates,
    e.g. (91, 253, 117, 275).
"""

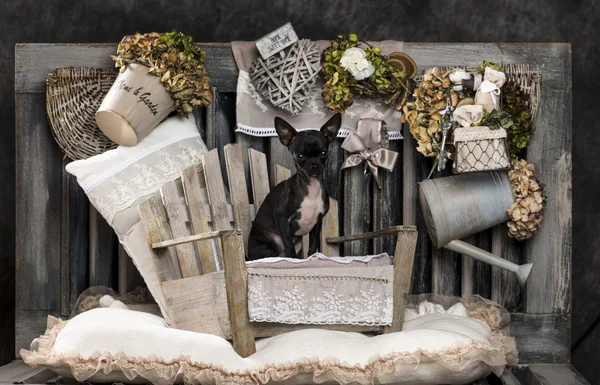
(46, 67, 119, 160)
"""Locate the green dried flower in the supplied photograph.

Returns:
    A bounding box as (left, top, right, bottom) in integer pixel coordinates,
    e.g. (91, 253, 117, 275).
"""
(111, 30, 213, 115)
(483, 109, 514, 131)
(502, 80, 535, 158)
(476, 60, 504, 74)
(321, 34, 408, 113)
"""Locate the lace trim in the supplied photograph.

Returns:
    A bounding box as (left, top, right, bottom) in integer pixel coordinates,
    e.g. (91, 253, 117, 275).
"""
(87, 137, 207, 224)
(247, 279, 393, 325)
(454, 127, 507, 142)
(82, 132, 202, 192)
(235, 124, 402, 140)
(245, 252, 391, 266)
(20, 316, 517, 385)
(248, 272, 389, 283)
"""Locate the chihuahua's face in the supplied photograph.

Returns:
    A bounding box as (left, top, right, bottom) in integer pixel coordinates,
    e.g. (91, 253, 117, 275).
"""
(274, 113, 342, 178)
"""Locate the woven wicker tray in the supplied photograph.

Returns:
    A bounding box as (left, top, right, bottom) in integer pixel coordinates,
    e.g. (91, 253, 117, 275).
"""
(46, 67, 119, 160)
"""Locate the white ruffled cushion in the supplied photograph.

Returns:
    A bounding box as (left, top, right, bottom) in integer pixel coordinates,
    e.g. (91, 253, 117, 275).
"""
(21, 305, 517, 385)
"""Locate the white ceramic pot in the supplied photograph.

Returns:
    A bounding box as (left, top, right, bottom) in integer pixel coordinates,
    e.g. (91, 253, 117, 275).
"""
(96, 63, 175, 146)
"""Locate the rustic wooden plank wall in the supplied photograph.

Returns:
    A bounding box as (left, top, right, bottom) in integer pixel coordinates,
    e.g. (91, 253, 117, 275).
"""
(15, 43, 571, 363)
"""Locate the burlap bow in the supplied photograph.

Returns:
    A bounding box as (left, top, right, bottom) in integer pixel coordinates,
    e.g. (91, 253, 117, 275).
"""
(341, 119, 398, 189)
(474, 67, 506, 112)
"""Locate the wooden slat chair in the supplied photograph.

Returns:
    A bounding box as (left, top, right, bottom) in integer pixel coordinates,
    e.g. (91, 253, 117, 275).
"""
(138, 144, 418, 357)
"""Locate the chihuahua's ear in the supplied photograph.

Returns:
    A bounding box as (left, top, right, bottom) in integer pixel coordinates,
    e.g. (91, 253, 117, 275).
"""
(320, 113, 342, 143)
(274, 117, 298, 146)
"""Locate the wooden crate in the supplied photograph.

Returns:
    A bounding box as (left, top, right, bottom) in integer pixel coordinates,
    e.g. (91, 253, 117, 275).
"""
(10, 42, 579, 384)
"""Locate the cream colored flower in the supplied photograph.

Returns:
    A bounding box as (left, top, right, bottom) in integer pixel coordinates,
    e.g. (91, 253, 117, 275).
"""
(340, 48, 375, 80)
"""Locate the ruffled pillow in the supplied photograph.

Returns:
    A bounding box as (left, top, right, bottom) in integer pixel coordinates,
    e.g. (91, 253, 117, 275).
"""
(21, 297, 517, 385)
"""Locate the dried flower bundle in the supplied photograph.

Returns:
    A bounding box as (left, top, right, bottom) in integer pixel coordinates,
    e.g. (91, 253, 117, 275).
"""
(402, 67, 473, 157)
(502, 80, 535, 158)
(112, 31, 213, 114)
(507, 159, 548, 240)
(321, 34, 408, 113)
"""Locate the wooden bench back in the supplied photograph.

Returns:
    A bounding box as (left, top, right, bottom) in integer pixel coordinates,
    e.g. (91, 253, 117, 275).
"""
(138, 144, 341, 282)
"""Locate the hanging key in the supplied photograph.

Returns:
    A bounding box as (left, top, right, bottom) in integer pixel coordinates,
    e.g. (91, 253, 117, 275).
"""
(437, 95, 454, 172)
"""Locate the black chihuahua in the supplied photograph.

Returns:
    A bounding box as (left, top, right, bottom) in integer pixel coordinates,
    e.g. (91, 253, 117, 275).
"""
(247, 113, 342, 260)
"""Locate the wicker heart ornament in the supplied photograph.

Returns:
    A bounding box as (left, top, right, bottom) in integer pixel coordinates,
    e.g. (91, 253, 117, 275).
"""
(250, 39, 320, 115)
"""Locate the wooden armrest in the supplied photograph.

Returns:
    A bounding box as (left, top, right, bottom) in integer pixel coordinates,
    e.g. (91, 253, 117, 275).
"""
(325, 225, 417, 244)
(152, 229, 242, 249)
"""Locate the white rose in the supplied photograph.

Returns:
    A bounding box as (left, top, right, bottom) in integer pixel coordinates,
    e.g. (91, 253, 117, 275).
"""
(339, 47, 375, 80)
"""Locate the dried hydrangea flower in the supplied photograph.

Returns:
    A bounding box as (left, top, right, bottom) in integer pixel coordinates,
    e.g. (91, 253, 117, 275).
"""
(402, 67, 471, 157)
(111, 31, 213, 115)
(506, 159, 548, 241)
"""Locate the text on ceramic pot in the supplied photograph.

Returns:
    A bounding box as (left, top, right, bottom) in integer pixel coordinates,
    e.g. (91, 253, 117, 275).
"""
(116, 80, 159, 116)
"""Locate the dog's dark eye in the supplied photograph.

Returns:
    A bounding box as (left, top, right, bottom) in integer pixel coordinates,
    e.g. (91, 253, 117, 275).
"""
(297, 154, 304, 159)
(321, 151, 327, 156)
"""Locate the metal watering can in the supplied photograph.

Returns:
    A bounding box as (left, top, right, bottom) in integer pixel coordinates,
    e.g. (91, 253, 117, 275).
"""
(418, 171, 533, 285)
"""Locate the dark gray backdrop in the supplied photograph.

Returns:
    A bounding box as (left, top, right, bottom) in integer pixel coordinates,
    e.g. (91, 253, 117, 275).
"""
(1, 0, 598, 382)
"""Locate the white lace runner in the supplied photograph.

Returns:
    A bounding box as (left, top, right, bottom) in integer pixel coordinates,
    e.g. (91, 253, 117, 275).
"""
(235, 70, 403, 139)
(247, 265, 394, 325)
(87, 135, 207, 224)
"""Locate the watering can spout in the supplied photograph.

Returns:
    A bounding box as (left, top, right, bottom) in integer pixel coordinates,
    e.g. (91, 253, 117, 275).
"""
(444, 240, 533, 285)
(516, 263, 534, 286)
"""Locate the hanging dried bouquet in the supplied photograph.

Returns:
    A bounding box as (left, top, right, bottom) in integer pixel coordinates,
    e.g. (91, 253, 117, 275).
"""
(402, 67, 474, 157)
(321, 34, 414, 113)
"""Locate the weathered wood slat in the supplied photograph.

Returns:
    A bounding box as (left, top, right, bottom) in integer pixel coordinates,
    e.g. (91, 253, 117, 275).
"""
(323, 139, 345, 254)
(153, 230, 239, 249)
(161, 181, 201, 278)
(221, 232, 255, 357)
(15, 43, 238, 94)
(206, 87, 217, 150)
(327, 225, 417, 243)
(506, 313, 570, 363)
(61, 163, 89, 316)
(373, 139, 403, 256)
(0, 359, 57, 384)
(386, 230, 417, 332)
(161, 274, 226, 337)
(269, 138, 295, 188)
(521, 45, 572, 314)
(225, 144, 253, 255)
(431, 168, 461, 297)
(248, 149, 270, 210)
(214, 92, 237, 189)
(461, 232, 492, 298)
(343, 165, 372, 255)
(138, 194, 182, 282)
(15, 311, 57, 357)
(182, 167, 217, 274)
(0, 360, 54, 384)
(88, 206, 118, 288)
(492, 225, 523, 312)
(203, 150, 233, 231)
(512, 365, 591, 385)
(234, 134, 268, 208)
(320, 198, 340, 256)
(402, 123, 417, 228)
(500, 370, 524, 385)
(117, 245, 145, 294)
(410, 149, 432, 295)
(192, 107, 207, 144)
(15, 93, 62, 312)
(274, 164, 292, 185)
